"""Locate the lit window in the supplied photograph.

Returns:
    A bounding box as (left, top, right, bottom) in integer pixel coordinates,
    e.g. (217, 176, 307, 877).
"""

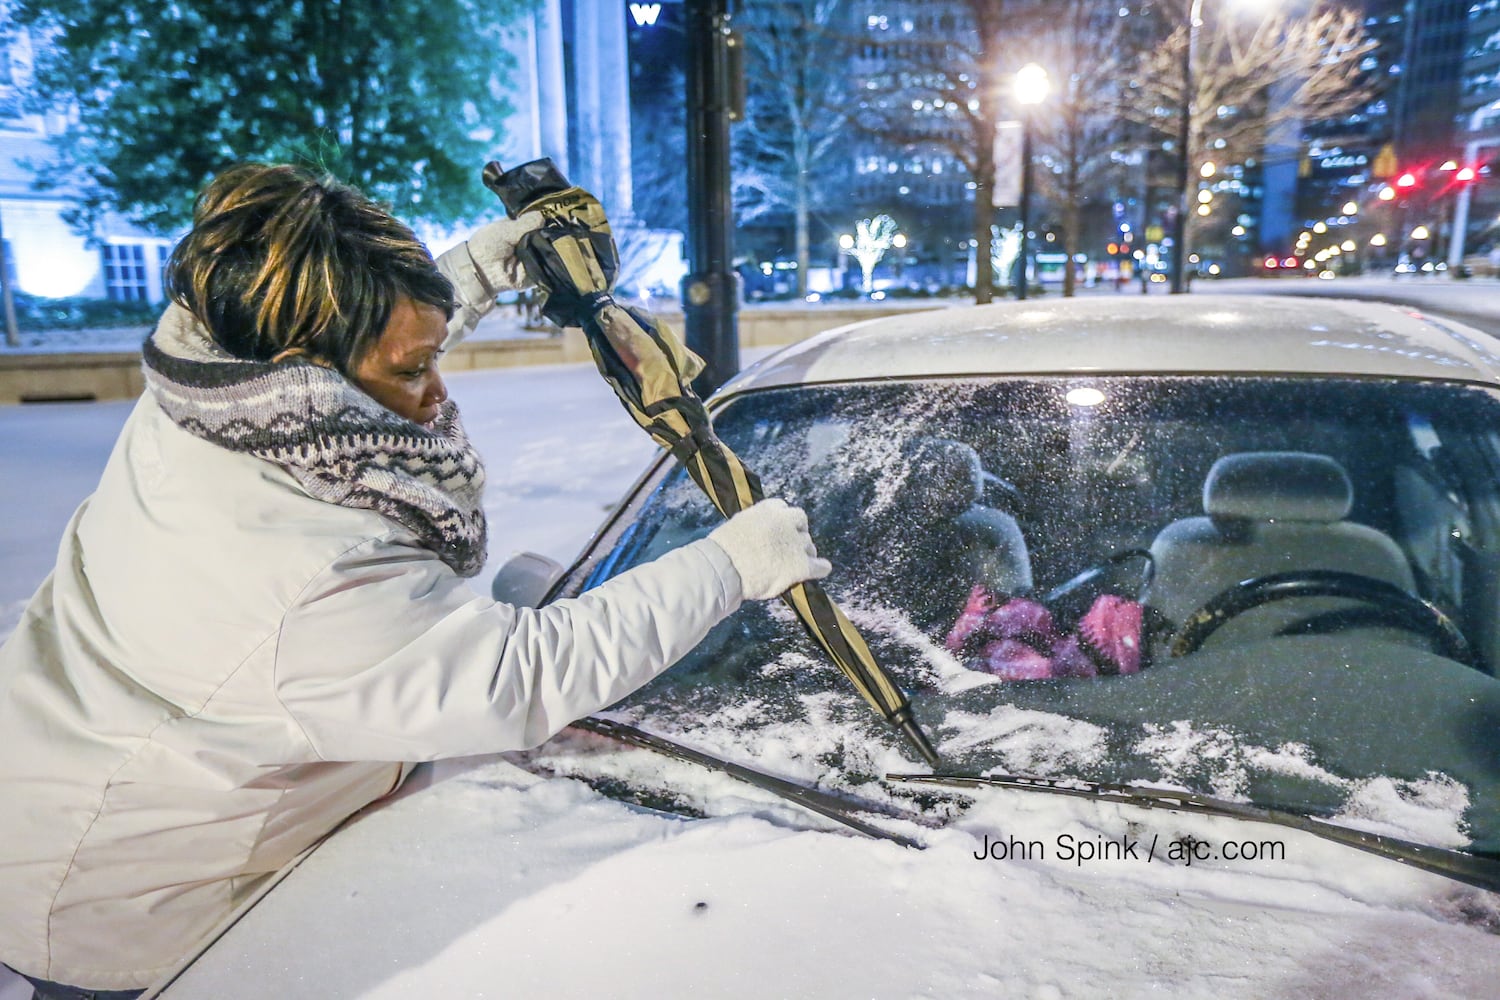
(101, 243, 152, 302)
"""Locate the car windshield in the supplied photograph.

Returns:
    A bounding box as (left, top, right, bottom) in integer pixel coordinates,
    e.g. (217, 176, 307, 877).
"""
(565, 375, 1500, 856)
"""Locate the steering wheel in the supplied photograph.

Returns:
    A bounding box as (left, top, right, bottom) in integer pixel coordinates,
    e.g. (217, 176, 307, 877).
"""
(1044, 549, 1155, 604)
(1169, 569, 1475, 665)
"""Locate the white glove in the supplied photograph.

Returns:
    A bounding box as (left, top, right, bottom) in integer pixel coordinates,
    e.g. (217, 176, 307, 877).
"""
(464, 211, 545, 296)
(708, 499, 832, 601)
(437, 212, 545, 345)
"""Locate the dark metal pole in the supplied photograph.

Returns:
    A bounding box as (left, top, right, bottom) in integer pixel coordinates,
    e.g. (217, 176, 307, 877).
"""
(1170, 0, 1201, 295)
(682, 0, 740, 395)
(1018, 116, 1033, 300)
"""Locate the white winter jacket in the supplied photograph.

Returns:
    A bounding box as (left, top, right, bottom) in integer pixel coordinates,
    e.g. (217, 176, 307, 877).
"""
(0, 227, 743, 990)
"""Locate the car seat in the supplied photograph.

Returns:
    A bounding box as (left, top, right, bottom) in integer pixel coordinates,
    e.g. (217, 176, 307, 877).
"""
(832, 437, 1033, 631)
(1144, 451, 1416, 648)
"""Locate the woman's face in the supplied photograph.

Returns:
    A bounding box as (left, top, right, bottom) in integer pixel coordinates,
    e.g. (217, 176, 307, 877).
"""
(351, 296, 450, 425)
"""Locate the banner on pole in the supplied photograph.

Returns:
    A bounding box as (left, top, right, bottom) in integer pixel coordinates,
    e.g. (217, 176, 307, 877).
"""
(992, 120, 1022, 207)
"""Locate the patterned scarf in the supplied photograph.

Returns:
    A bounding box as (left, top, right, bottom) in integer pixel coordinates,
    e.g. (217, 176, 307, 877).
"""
(141, 305, 487, 577)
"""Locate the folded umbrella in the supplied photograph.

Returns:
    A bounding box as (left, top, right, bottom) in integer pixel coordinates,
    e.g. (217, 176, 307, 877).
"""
(483, 158, 940, 767)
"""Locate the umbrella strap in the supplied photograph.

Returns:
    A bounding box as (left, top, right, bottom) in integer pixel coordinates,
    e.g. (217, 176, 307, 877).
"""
(665, 424, 717, 468)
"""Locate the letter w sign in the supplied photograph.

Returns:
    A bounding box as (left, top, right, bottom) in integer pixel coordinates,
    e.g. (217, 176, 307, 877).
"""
(630, 3, 662, 26)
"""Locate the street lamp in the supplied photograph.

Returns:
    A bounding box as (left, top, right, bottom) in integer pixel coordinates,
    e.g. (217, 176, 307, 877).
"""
(1015, 62, 1049, 301)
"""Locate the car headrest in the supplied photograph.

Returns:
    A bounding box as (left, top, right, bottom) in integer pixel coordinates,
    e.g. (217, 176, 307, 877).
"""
(897, 438, 983, 521)
(1203, 451, 1352, 523)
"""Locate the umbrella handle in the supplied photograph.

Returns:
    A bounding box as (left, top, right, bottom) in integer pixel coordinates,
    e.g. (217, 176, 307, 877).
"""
(483, 158, 573, 218)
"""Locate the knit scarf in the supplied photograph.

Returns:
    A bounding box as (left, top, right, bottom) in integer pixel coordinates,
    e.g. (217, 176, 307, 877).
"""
(141, 305, 487, 577)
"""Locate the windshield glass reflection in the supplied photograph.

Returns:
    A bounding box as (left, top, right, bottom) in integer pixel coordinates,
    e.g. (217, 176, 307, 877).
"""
(571, 376, 1500, 855)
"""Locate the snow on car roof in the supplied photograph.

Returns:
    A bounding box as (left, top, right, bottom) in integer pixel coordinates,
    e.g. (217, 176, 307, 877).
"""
(719, 295, 1500, 396)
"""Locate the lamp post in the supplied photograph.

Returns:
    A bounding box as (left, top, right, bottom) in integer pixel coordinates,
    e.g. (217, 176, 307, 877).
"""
(682, 0, 741, 394)
(1015, 62, 1049, 301)
(1169, 0, 1274, 294)
(1169, 0, 1204, 295)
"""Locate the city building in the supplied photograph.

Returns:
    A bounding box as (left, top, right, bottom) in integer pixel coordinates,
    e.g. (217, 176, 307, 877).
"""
(1270, 0, 1471, 271)
(0, 23, 172, 304)
(1452, 0, 1500, 265)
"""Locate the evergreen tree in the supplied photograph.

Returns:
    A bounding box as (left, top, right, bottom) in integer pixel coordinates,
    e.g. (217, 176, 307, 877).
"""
(14, 0, 528, 234)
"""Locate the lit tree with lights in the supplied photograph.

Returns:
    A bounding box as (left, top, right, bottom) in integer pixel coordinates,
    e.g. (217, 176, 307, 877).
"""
(839, 214, 903, 294)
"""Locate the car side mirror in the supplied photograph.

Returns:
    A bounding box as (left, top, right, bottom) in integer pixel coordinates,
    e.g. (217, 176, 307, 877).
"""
(490, 552, 564, 607)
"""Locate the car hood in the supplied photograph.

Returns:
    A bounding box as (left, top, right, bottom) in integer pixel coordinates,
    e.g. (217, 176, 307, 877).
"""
(161, 753, 1500, 999)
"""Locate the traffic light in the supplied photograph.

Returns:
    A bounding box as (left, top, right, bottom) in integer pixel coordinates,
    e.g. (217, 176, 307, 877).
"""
(1395, 171, 1418, 189)
(1456, 166, 1477, 184)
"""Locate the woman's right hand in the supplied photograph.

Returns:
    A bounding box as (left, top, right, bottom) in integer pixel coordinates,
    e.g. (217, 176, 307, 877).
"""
(708, 499, 832, 601)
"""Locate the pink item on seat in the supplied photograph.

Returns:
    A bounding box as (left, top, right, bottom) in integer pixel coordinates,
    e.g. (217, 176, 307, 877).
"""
(1078, 593, 1143, 675)
(944, 587, 1146, 681)
(979, 638, 1057, 680)
(945, 585, 999, 651)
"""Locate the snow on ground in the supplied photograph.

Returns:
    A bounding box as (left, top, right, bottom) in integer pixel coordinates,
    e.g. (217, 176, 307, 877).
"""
(0, 359, 660, 642)
(6, 329, 1500, 998)
(1209, 275, 1500, 338)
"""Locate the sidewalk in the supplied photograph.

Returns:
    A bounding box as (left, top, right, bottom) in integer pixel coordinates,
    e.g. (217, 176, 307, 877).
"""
(0, 299, 943, 404)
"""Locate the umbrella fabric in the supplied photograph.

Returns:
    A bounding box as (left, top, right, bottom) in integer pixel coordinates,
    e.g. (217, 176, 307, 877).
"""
(580, 302, 938, 766)
(482, 158, 939, 766)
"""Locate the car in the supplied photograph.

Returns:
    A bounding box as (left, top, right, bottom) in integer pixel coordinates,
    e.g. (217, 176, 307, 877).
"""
(156, 294, 1500, 998)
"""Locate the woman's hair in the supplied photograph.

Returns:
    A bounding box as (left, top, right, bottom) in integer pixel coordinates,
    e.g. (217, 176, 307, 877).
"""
(164, 163, 455, 372)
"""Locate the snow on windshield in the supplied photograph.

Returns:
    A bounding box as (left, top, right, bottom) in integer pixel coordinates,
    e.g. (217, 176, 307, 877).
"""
(560, 375, 1500, 853)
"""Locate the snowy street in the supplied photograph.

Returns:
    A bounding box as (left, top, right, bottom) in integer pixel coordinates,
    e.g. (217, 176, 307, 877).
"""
(1208, 275, 1500, 337)
(0, 360, 659, 642)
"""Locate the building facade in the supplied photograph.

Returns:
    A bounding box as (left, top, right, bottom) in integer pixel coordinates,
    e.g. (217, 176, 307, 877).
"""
(1273, 0, 1474, 271)
(1452, 0, 1500, 265)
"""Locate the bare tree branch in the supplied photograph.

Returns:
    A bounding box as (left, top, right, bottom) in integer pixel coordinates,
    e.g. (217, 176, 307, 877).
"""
(851, 0, 1049, 302)
(736, 0, 856, 295)
(1130, 1, 1375, 173)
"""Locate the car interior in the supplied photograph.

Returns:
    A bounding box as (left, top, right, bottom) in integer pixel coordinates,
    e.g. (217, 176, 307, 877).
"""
(566, 374, 1500, 848)
(590, 375, 1500, 677)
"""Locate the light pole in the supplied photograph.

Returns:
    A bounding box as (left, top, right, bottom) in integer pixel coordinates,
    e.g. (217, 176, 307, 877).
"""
(1169, 0, 1204, 295)
(682, 0, 741, 394)
(1169, 0, 1274, 294)
(1015, 63, 1049, 301)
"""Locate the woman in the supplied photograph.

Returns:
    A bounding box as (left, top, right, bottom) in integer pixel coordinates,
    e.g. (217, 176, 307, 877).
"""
(0, 164, 828, 998)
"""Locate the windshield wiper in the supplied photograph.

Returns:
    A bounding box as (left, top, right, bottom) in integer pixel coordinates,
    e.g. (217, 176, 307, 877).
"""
(885, 771, 1500, 893)
(572, 717, 928, 847)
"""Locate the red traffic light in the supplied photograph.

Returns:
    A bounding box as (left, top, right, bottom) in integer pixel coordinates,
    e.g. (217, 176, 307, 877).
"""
(1456, 166, 1477, 184)
(1396, 171, 1418, 188)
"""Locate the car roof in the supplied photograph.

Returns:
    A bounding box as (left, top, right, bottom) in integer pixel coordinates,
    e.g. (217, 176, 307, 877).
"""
(719, 295, 1500, 396)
